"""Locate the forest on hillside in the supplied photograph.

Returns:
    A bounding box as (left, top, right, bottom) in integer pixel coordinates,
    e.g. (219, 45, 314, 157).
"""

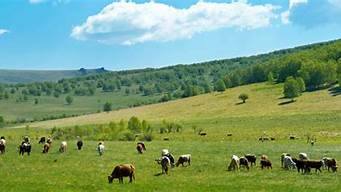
(0, 39, 340, 124)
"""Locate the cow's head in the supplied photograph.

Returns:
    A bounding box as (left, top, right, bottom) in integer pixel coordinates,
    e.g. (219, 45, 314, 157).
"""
(108, 175, 114, 183)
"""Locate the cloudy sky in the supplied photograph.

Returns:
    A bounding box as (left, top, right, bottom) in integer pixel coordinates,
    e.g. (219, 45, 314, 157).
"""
(0, 0, 341, 70)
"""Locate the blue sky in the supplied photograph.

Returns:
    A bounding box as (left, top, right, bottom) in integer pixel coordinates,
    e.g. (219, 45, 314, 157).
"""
(0, 0, 341, 70)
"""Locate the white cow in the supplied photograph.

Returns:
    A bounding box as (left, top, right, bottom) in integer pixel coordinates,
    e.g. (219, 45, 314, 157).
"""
(228, 155, 240, 171)
(97, 142, 105, 156)
(283, 155, 296, 170)
(299, 153, 308, 160)
(59, 141, 67, 153)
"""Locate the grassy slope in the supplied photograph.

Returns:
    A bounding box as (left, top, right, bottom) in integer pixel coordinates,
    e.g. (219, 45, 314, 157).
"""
(0, 89, 161, 121)
(1, 83, 340, 191)
(16, 82, 341, 130)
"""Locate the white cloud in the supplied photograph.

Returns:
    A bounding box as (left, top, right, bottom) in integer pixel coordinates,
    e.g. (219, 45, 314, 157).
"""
(281, 0, 308, 24)
(328, 0, 341, 7)
(71, 1, 277, 45)
(0, 29, 9, 36)
(289, 0, 308, 9)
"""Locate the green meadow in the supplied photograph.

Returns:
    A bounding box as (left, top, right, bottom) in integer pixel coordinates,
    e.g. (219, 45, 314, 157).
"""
(0, 82, 340, 191)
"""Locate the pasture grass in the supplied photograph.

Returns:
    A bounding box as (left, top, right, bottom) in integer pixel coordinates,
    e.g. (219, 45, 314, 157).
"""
(0, 139, 340, 192)
(0, 82, 340, 191)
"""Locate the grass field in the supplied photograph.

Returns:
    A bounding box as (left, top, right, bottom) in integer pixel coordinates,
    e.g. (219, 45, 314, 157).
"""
(1, 82, 340, 191)
(0, 139, 340, 192)
(0, 89, 161, 121)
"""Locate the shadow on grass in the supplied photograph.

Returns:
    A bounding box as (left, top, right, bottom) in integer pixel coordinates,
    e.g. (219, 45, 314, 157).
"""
(235, 102, 244, 105)
(329, 86, 341, 96)
(278, 100, 295, 105)
(154, 173, 164, 177)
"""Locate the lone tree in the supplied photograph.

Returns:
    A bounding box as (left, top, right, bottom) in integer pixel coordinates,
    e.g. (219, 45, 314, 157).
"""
(238, 93, 249, 103)
(214, 79, 226, 92)
(65, 95, 73, 105)
(283, 76, 301, 101)
(103, 102, 112, 112)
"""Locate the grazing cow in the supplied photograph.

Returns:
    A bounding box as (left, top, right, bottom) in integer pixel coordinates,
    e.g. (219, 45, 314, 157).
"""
(299, 153, 308, 160)
(260, 159, 272, 169)
(245, 154, 256, 166)
(176, 154, 191, 167)
(136, 142, 146, 154)
(304, 160, 323, 173)
(0, 136, 6, 154)
(260, 155, 268, 161)
(38, 137, 46, 144)
(239, 157, 250, 170)
(19, 142, 31, 156)
(228, 155, 239, 171)
(42, 143, 50, 153)
(156, 156, 171, 174)
(281, 153, 291, 168)
(59, 141, 67, 153)
(47, 137, 53, 144)
(77, 140, 83, 150)
(322, 158, 338, 172)
(108, 164, 135, 184)
(260, 155, 271, 169)
(97, 142, 105, 156)
(292, 158, 305, 173)
(161, 149, 175, 167)
(283, 156, 296, 170)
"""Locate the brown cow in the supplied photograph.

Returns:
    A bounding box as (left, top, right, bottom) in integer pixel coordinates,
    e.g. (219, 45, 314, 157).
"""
(304, 160, 323, 173)
(42, 143, 50, 153)
(108, 164, 135, 184)
(176, 154, 191, 167)
(136, 142, 146, 154)
(322, 158, 337, 172)
(260, 159, 272, 169)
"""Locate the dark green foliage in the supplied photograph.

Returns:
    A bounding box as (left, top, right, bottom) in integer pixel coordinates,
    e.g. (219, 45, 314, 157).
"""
(267, 72, 275, 84)
(0, 116, 4, 127)
(214, 80, 226, 92)
(296, 77, 306, 93)
(34, 98, 39, 105)
(103, 102, 112, 112)
(283, 76, 302, 101)
(128, 116, 142, 133)
(65, 95, 74, 105)
(238, 93, 249, 103)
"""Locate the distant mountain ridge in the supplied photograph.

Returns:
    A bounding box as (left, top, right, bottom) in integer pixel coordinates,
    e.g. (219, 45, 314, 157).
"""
(0, 68, 109, 84)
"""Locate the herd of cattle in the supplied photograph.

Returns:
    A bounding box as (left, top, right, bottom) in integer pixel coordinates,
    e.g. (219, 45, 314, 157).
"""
(0, 136, 338, 184)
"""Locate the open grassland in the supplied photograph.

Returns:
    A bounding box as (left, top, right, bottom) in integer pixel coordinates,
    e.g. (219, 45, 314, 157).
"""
(1, 82, 340, 191)
(0, 140, 340, 192)
(13, 83, 341, 129)
(0, 90, 160, 121)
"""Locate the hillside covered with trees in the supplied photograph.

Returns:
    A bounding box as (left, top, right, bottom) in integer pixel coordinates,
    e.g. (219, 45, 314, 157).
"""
(0, 39, 340, 125)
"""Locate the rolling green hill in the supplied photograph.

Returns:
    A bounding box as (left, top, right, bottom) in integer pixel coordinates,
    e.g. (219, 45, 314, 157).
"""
(0, 68, 109, 84)
(10, 82, 341, 131)
(0, 39, 340, 124)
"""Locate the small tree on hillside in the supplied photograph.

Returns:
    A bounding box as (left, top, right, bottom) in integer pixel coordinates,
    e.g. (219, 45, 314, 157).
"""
(103, 102, 112, 112)
(34, 98, 39, 105)
(296, 77, 306, 93)
(267, 72, 275, 84)
(214, 79, 226, 92)
(283, 76, 301, 101)
(238, 93, 249, 103)
(0, 116, 4, 127)
(65, 95, 74, 105)
(128, 116, 142, 133)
